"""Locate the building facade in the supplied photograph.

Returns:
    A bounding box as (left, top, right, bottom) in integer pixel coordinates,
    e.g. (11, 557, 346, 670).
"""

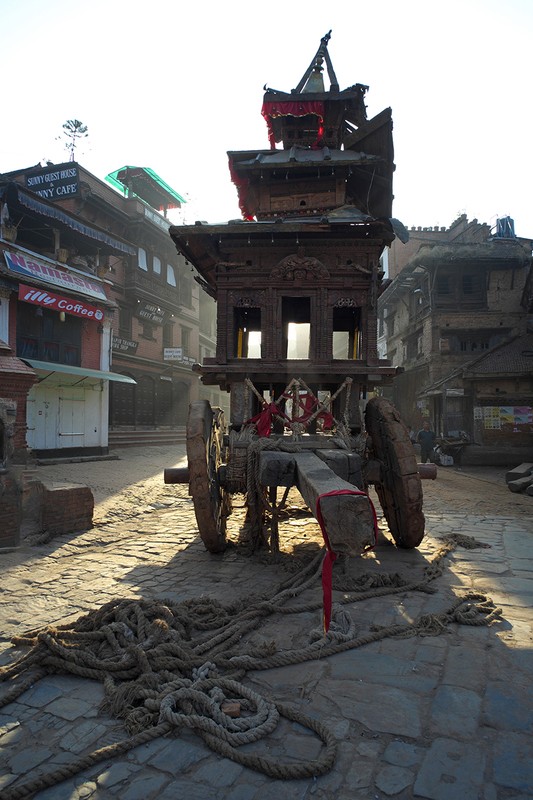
(378, 215, 533, 460)
(0, 173, 134, 459)
(1, 160, 222, 456)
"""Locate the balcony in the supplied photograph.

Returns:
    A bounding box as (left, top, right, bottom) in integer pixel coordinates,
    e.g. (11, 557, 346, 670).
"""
(125, 268, 181, 309)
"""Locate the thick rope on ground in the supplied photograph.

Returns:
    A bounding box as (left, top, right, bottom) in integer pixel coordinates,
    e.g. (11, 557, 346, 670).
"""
(0, 533, 502, 798)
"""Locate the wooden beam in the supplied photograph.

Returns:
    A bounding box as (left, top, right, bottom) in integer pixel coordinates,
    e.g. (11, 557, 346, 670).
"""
(293, 450, 376, 556)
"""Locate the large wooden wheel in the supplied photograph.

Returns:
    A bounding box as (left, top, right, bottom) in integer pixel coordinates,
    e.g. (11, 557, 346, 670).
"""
(364, 397, 425, 548)
(186, 400, 232, 553)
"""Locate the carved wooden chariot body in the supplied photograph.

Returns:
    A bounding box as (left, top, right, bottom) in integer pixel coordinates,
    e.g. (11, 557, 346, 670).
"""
(166, 33, 427, 558)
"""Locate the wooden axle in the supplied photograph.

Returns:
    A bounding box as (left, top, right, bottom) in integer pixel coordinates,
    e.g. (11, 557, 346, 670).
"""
(164, 461, 438, 486)
(164, 467, 190, 484)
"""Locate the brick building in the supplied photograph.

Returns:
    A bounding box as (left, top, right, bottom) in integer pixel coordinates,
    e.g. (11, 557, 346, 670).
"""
(378, 215, 533, 462)
(0, 174, 134, 459)
(2, 161, 222, 455)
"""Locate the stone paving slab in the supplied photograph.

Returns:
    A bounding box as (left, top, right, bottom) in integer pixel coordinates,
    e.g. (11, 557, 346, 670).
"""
(0, 461, 532, 799)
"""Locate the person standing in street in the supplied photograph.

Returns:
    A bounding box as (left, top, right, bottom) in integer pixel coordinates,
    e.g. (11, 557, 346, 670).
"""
(417, 421, 436, 463)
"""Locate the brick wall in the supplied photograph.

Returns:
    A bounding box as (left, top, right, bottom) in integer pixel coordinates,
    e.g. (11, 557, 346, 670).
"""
(41, 484, 94, 535)
(82, 320, 103, 369)
(132, 317, 162, 361)
(0, 342, 38, 455)
(0, 474, 22, 548)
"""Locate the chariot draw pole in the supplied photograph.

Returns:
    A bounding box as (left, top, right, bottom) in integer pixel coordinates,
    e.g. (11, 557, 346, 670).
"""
(165, 32, 433, 562)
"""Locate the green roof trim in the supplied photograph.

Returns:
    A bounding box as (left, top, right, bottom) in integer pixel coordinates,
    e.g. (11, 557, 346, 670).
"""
(105, 166, 186, 212)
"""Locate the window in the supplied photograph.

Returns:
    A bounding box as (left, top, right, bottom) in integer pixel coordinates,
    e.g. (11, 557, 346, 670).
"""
(119, 307, 132, 338)
(406, 331, 423, 361)
(181, 325, 191, 356)
(282, 297, 310, 359)
(436, 275, 450, 295)
(16, 304, 81, 365)
(444, 329, 506, 354)
(462, 274, 481, 295)
(234, 308, 261, 358)
(166, 264, 176, 286)
(435, 270, 486, 308)
(153, 255, 161, 275)
(142, 321, 155, 340)
(138, 247, 148, 271)
(459, 338, 490, 352)
(163, 322, 173, 347)
(332, 306, 362, 360)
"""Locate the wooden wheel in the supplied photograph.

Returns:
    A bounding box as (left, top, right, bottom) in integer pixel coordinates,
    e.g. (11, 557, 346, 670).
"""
(364, 397, 425, 548)
(186, 400, 232, 553)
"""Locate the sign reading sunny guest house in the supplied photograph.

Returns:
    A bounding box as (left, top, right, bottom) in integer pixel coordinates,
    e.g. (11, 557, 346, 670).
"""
(25, 163, 80, 200)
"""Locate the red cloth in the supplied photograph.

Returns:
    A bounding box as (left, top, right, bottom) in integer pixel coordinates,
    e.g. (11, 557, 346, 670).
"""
(246, 402, 283, 437)
(227, 155, 255, 221)
(316, 489, 379, 632)
(261, 100, 325, 148)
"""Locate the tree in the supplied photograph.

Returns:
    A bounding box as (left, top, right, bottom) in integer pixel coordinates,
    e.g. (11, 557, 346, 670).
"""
(60, 119, 88, 162)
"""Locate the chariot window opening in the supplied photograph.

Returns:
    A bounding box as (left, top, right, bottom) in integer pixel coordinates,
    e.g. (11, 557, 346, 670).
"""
(332, 306, 362, 359)
(282, 297, 310, 360)
(234, 307, 262, 358)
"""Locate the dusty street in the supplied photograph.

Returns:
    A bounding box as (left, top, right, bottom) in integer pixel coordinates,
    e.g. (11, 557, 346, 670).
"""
(0, 447, 532, 800)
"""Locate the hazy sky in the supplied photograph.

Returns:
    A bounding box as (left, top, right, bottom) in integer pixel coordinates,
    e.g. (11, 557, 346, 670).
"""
(2, 0, 531, 237)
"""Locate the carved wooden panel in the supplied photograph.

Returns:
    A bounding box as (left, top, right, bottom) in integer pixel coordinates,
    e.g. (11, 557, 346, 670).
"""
(329, 292, 366, 307)
(270, 254, 330, 281)
(229, 291, 267, 308)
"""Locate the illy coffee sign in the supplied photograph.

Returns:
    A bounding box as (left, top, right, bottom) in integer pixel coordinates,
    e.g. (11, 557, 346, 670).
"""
(19, 284, 104, 321)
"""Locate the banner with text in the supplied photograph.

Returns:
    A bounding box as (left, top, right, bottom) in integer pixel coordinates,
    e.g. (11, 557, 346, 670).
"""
(4, 250, 107, 301)
(19, 284, 104, 321)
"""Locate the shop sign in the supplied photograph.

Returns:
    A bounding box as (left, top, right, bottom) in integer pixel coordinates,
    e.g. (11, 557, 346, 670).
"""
(112, 336, 139, 354)
(143, 205, 171, 231)
(164, 347, 182, 360)
(4, 250, 107, 301)
(18, 283, 104, 320)
(137, 302, 168, 324)
(164, 348, 196, 365)
(25, 163, 80, 200)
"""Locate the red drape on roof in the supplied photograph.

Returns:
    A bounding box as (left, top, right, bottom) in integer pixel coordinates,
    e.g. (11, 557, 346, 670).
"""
(227, 156, 255, 221)
(261, 100, 325, 148)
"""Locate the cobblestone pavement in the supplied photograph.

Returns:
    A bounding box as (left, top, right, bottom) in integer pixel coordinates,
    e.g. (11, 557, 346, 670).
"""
(0, 447, 532, 800)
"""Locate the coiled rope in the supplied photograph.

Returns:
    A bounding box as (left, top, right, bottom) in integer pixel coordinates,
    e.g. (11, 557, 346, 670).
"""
(0, 535, 502, 799)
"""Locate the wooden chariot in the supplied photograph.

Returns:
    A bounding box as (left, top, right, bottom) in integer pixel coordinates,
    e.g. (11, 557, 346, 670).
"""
(165, 33, 430, 558)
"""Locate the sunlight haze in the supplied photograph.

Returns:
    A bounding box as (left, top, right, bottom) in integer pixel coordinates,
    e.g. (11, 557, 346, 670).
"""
(2, 0, 531, 236)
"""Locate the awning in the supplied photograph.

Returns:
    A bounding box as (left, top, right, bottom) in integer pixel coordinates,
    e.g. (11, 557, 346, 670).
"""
(1, 183, 136, 256)
(105, 166, 185, 212)
(23, 359, 137, 386)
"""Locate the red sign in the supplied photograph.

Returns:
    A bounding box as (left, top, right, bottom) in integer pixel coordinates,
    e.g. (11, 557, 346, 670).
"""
(18, 284, 104, 321)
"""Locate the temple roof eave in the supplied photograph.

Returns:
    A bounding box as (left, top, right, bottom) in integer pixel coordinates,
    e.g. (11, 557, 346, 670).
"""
(228, 148, 381, 171)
